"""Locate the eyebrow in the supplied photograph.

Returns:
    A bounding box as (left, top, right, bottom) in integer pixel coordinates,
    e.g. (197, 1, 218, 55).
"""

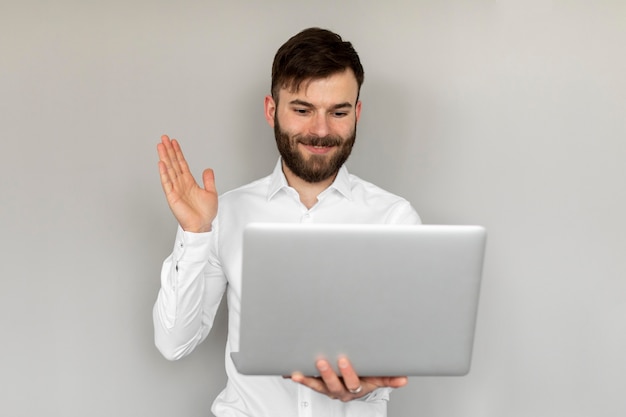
(288, 99, 354, 110)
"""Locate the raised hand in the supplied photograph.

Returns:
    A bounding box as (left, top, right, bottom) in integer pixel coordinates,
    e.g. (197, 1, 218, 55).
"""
(290, 357, 408, 402)
(157, 135, 218, 233)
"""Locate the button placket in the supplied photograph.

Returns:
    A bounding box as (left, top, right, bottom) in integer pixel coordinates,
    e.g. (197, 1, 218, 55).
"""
(298, 384, 313, 417)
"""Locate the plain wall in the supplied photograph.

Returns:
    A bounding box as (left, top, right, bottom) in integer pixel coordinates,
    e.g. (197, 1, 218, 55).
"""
(1, 1, 625, 416)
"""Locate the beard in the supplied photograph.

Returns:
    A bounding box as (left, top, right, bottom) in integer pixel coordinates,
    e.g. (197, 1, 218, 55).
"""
(274, 116, 356, 183)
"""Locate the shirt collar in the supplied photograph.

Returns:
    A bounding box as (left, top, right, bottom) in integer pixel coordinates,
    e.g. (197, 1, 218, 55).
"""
(267, 159, 289, 200)
(267, 158, 353, 201)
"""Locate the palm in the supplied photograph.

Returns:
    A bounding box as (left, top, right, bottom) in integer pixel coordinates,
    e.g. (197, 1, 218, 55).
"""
(157, 135, 218, 233)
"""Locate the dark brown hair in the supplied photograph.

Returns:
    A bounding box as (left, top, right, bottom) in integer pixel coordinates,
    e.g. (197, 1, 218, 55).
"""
(271, 28, 364, 101)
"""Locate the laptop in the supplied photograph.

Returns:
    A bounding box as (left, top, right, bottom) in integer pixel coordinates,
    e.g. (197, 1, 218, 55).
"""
(231, 223, 487, 377)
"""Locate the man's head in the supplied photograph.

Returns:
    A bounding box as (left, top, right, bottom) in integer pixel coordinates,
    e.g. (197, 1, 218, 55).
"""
(270, 27, 364, 103)
(265, 28, 364, 184)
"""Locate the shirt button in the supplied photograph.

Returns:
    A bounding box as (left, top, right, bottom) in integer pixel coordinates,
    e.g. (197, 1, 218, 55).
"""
(301, 402, 309, 408)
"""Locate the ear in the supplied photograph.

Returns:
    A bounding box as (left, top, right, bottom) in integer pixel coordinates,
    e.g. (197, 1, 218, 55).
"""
(264, 95, 276, 127)
(355, 100, 362, 123)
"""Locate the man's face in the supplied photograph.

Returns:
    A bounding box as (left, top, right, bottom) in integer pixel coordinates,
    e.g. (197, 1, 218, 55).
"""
(265, 69, 362, 184)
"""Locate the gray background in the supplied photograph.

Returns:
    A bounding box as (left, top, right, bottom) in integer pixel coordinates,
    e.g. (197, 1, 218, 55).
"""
(2, 1, 625, 416)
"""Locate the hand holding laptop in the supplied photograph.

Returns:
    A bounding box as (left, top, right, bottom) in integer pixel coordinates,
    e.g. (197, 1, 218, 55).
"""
(290, 356, 408, 401)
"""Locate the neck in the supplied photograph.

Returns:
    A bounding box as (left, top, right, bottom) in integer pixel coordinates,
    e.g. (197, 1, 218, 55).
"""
(282, 162, 337, 209)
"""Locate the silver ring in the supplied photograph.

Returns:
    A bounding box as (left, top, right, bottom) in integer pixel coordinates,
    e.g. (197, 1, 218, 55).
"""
(348, 385, 363, 395)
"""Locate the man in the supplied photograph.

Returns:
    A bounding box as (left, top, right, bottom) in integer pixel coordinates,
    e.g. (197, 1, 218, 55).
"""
(154, 27, 421, 416)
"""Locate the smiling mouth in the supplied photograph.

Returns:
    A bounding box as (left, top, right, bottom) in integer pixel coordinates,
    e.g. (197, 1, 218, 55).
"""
(301, 143, 336, 155)
(299, 139, 331, 145)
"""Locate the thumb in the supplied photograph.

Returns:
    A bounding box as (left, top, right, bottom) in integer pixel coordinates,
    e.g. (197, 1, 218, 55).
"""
(202, 168, 217, 193)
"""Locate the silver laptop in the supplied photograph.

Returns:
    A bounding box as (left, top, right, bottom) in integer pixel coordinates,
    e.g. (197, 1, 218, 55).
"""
(231, 223, 487, 376)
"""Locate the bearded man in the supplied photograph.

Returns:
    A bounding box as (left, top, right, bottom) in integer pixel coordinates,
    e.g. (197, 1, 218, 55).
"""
(154, 27, 421, 417)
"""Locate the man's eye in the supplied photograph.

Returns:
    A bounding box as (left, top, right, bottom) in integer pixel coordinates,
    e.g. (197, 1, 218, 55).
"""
(294, 108, 309, 114)
(333, 112, 348, 117)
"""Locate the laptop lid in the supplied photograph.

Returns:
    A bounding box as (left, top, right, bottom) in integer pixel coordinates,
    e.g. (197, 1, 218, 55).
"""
(231, 223, 486, 376)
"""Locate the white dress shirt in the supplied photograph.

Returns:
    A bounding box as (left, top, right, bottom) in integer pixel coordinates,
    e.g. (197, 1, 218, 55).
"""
(153, 159, 421, 417)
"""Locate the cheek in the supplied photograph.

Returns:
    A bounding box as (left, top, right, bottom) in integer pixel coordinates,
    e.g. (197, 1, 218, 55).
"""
(276, 110, 300, 132)
(332, 118, 357, 137)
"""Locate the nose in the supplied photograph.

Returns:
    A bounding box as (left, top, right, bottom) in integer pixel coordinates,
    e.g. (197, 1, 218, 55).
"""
(308, 113, 330, 137)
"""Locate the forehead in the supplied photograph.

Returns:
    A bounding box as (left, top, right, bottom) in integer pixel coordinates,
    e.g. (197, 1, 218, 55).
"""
(278, 69, 360, 106)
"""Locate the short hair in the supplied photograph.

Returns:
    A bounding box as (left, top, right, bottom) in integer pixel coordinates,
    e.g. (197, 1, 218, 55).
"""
(271, 27, 364, 101)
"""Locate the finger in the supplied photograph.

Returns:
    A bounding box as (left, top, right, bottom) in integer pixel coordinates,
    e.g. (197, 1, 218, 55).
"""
(337, 357, 362, 394)
(290, 372, 329, 395)
(316, 359, 348, 398)
(157, 137, 171, 166)
(159, 135, 185, 177)
(157, 136, 179, 176)
(158, 135, 174, 163)
(157, 141, 182, 194)
(202, 168, 217, 193)
(160, 137, 196, 196)
(170, 138, 192, 176)
(361, 375, 409, 389)
(385, 376, 409, 388)
(157, 160, 174, 194)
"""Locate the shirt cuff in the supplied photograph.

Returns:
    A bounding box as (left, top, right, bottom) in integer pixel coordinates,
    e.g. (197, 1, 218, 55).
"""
(173, 225, 214, 263)
(358, 387, 393, 402)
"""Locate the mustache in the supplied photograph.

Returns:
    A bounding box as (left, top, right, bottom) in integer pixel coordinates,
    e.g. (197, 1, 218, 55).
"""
(295, 135, 343, 147)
